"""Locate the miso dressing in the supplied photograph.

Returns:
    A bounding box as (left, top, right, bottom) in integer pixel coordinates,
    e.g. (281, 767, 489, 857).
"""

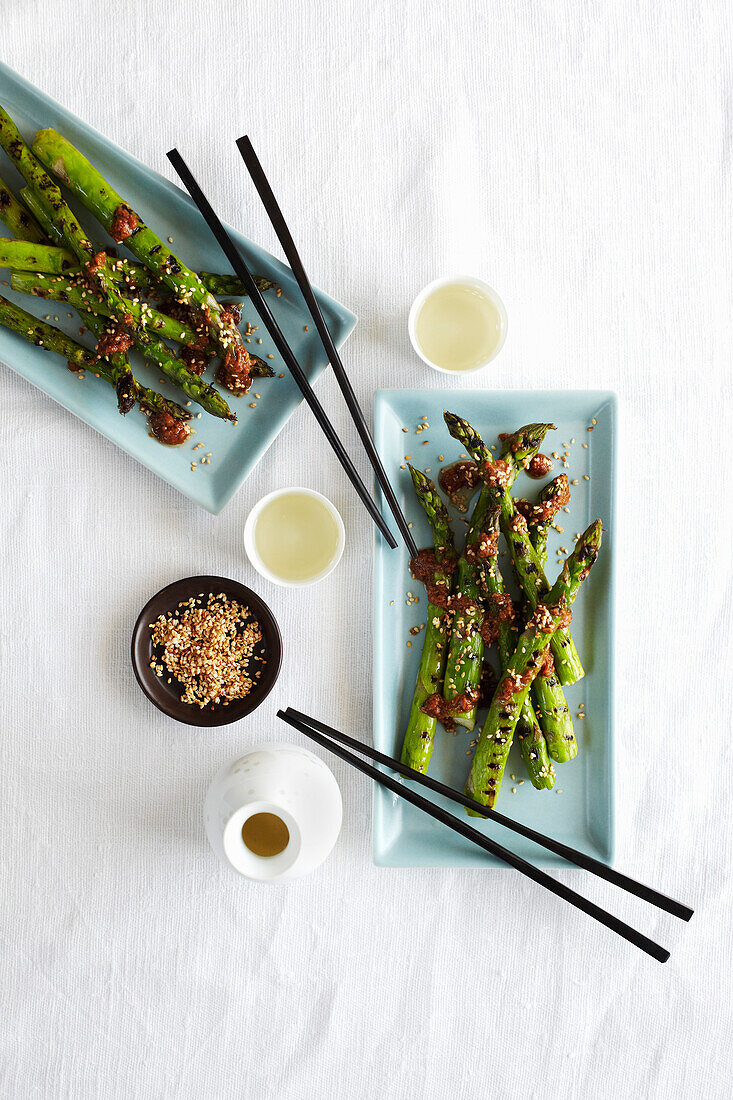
(415, 283, 502, 371)
(253, 491, 341, 582)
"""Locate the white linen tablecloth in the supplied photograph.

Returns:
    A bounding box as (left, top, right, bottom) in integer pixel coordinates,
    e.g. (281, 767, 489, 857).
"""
(1, 2, 732, 1097)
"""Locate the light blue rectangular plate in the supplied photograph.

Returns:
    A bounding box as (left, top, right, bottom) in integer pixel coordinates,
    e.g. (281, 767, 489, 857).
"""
(0, 63, 356, 513)
(373, 389, 616, 868)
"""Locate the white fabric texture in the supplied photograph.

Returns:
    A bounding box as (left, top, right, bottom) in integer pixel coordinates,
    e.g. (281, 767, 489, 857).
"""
(1, 2, 732, 1097)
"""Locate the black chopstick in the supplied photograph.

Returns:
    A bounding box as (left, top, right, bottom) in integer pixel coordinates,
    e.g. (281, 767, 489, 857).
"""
(277, 709, 672, 963)
(235, 135, 418, 559)
(284, 707, 693, 923)
(166, 148, 398, 551)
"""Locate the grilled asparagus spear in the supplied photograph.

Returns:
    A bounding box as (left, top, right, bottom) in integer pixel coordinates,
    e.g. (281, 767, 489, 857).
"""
(516, 474, 578, 761)
(442, 413, 570, 770)
(0, 106, 234, 421)
(522, 474, 570, 568)
(32, 128, 252, 389)
(466, 521, 602, 810)
(444, 408, 584, 686)
(442, 418, 553, 732)
(20, 187, 275, 298)
(0, 294, 190, 433)
(0, 238, 75, 272)
(8, 272, 274, 377)
(1, 177, 190, 432)
(400, 466, 456, 774)
(0, 176, 45, 242)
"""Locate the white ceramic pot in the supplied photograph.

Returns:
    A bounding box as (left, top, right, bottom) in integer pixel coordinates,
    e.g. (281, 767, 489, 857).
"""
(204, 742, 342, 882)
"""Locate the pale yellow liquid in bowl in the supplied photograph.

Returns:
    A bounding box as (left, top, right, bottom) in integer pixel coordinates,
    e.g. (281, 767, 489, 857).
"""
(254, 492, 341, 582)
(416, 284, 502, 371)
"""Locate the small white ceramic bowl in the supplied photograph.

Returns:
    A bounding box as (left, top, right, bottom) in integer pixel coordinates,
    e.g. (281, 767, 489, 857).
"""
(408, 275, 508, 375)
(204, 742, 343, 883)
(243, 486, 345, 588)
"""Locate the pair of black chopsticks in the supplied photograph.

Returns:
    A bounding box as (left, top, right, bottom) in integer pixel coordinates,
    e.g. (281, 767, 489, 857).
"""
(277, 707, 693, 964)
(166, 140, 417, 559)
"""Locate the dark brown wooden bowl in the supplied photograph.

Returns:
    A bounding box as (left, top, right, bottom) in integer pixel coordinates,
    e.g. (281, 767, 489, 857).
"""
(131, 575, 282, 726)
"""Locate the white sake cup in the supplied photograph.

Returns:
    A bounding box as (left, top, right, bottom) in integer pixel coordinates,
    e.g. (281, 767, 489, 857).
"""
(204, 742, 342, 882)
(408, 275, 508, 374)
(243, 487, 346, 588)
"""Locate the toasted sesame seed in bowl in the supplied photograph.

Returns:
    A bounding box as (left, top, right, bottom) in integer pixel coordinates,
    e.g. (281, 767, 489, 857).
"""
(131, 575, 282, 727)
